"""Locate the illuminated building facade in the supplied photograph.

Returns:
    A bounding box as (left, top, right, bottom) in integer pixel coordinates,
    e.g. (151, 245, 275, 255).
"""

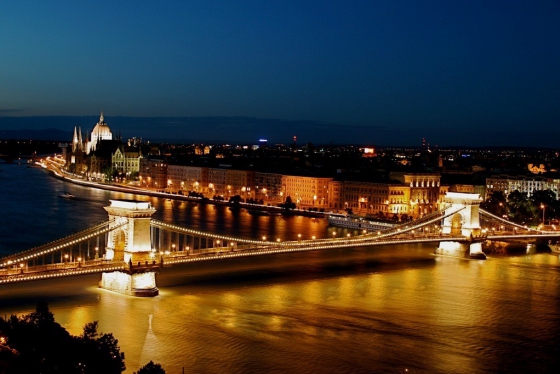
(208, 168, 227, 196)
(255, 172, 283, 202)
(111, 146, 142, 175)
(225, 169, 255, 198)
(139, 158, 168, 190)
(340, 181, 411, 217)
(282, 175, 332, 207)
(327, 180, 343, 210)
(390, 172, 441, 218)
(89, 112, 113, 153)
(167, 165, 208, 192)
(486, 175, 560, 199)
(65, 112, 116, 176)
(67, 126, 88, 174)
(387, 185, 411, 217)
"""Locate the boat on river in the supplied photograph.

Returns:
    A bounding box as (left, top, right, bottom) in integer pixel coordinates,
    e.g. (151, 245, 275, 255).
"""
(326, 213, 396, 231)
(248, 210, 269, 216)
(59, 192, 75, 199)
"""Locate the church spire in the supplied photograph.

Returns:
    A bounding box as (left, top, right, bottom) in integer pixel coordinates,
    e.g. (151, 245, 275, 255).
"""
(72, 126, 78, 152)
(78, 127, 83, 150)
(100, 111, 104, 123)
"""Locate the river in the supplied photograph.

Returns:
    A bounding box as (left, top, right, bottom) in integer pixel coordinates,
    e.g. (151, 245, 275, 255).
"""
(1, 162, 559, 373)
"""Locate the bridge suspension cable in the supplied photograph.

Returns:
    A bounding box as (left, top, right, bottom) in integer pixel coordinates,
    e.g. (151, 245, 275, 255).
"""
(152, 206, 467, 252)
(0, 219, 127, 267)
(478, 208, 538, 231)
(150, 220, 267, 245)
(365, 205, 465, 240)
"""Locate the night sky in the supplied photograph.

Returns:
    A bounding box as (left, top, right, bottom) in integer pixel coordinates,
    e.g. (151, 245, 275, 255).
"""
(1, 0, 559, 146)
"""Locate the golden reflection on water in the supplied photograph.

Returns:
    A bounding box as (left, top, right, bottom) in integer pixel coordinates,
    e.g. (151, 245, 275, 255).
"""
(336, 276, 355, 306)
(2, 248, 560, 373)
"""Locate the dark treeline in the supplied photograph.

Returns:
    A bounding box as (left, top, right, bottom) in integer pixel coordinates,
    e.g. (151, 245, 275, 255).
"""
(481, 189, 560, 226)
(0, 302, 165, 374)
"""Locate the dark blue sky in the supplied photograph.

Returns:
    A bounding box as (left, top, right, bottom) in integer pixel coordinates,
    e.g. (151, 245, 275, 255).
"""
(1, 0, 559, 146)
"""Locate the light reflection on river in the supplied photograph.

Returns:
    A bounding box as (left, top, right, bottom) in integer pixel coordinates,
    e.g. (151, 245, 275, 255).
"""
(1, 163, 560, 373)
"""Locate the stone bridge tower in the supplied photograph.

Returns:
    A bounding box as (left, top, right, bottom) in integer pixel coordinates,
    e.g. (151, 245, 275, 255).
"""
(437, 192, 486, 259)
(100, 200, 158, 296)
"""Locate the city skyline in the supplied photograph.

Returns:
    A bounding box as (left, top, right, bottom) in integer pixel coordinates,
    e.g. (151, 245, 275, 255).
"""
(1, 0, 559, 146)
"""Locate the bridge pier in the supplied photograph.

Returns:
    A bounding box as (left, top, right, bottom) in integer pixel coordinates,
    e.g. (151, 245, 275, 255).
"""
(435, 240, 486, 260)
(100, 270, 158, 297)
(436, 192, 486, 260)
(100, 200, 159, 297)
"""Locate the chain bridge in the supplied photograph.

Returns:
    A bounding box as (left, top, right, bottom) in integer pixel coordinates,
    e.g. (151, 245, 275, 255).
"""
(1, 193, 559, 296)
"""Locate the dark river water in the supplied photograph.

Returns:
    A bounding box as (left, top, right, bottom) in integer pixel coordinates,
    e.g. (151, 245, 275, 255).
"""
(1, 162, 560, 373)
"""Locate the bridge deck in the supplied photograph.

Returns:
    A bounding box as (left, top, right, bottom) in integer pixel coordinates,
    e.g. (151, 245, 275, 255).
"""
(3, 204, 560, 285)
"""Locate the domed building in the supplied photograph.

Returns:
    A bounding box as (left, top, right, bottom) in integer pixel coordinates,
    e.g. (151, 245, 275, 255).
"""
(88, 112, 113, 153)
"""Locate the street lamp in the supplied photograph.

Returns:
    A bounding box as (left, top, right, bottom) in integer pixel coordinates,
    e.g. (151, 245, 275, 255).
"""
(541, 204, 546, 225)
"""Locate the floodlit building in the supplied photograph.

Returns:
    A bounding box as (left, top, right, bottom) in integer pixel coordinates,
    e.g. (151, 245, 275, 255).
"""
(166, 165, 209, 193)
(112, 146, 142, 175)
(139, 158, 168, 190)
(208, 168, 227, 196)
(282, 175, 332, 208)
(486, 175, 560, 199)
(89, 112, 113, 153)
(226, 169, 255, 198)
(326, 180, 343, 210)
(255, 172, 284, 202)
(390, 172, 441, 218)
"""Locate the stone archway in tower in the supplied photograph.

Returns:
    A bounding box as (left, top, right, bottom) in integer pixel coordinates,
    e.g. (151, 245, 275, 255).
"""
(450, 213, 463, 235)
(112, 229, 127, 261)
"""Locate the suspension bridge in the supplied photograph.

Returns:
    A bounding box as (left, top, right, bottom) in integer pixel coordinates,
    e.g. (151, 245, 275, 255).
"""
(1, 192, 559, 296)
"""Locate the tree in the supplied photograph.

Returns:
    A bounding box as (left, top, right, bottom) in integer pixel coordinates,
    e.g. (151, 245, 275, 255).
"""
(135, 360, 166, 374)
(1, 301, 76, 373)
(507, 190, 538, 225)
(530, 189, 559, 223)
(481, 191, 507, 217)
(281, 196, 296, 210)
(78, 322, 126, 374)
(0, 302, 126, 374)
(229, 194, 242, 204)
